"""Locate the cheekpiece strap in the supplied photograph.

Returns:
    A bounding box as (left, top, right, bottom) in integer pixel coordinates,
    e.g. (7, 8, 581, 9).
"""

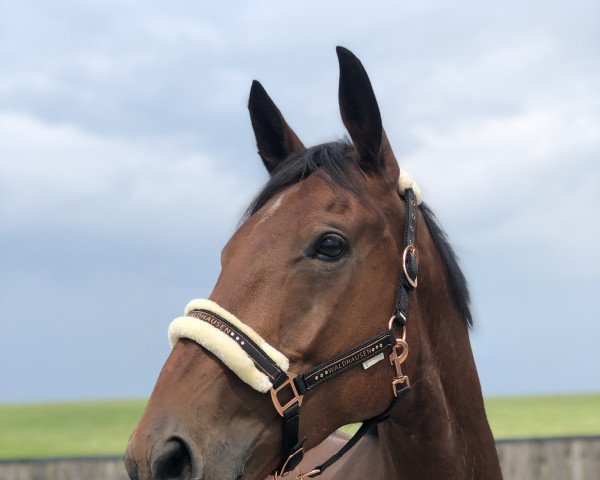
(306, 395, 403, 478)
(393, 188, 419, 326)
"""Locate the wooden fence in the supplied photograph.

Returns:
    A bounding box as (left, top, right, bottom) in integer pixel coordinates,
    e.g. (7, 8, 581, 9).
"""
(0, 456, 128, 480)
(1, 436, 599, 479)
(496, 436, 600, 480)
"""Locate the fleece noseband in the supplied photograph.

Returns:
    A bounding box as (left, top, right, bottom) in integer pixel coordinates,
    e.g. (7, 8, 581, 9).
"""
(167, 178, 420, 479)
(169, 299, 289, 392)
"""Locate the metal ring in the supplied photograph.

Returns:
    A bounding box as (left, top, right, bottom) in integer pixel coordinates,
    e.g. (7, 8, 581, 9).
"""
(402, 245, 418, 288)
(388, 316, 407, 342)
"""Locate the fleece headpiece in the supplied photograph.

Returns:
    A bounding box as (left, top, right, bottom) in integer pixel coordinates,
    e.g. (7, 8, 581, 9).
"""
(398, 169, 422, 205)
(168, 171, 421, 393)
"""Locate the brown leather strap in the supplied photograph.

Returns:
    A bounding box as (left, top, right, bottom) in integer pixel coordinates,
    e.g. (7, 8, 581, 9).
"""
(294, 330, 395, 394)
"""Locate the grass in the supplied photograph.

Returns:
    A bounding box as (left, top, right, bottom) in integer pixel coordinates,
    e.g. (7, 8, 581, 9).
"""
(484, 394, 600, 439)
(0, 399, 146, 458)
(0, 394, 598, 458)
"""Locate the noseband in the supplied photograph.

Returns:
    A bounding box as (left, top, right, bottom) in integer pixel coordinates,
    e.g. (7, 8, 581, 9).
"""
(168, 185, 420, 479)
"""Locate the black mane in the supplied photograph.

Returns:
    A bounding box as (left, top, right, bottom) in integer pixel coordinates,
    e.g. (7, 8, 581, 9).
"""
(243, 140, 472, 326)
(244, 140, 357, 219)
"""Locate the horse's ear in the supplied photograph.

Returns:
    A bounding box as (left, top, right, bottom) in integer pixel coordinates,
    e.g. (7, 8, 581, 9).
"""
(248, 80, 305, 174)
(336, 46, 397, 178)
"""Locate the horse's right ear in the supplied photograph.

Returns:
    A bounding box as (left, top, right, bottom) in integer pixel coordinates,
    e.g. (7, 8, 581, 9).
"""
(248, 80, 305, 174)
(337, 47, 390, 173)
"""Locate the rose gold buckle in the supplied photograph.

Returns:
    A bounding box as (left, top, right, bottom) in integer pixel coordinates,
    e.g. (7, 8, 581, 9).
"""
(273, 448, 305, 479)
(297, 468, 321, 479)
(392, 375, 410, 397)
(271, 372, 303, 417)
(402, 245, 418, 288)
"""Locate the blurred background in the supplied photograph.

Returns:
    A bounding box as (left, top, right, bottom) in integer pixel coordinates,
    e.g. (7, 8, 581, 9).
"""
(0, 0, 599, 477)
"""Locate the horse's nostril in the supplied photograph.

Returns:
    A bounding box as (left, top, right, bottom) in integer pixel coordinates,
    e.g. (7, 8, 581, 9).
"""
(151, 438, 194, 480)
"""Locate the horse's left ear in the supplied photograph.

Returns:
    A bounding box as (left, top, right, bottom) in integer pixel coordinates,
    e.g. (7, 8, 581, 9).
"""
(248, 80, 305, 175)
(337, 46, 398, 181)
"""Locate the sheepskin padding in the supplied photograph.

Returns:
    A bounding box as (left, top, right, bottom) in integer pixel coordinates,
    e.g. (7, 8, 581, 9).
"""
(184, 299, 289, 370)
(168, 298, 289, 393)
(398, 169, 422, 205)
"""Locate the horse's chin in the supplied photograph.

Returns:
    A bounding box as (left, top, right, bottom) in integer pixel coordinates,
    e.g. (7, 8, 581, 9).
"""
(238, 452, 279, 480)
(199, 460, 270, 480)
(193, 437, 279, 480)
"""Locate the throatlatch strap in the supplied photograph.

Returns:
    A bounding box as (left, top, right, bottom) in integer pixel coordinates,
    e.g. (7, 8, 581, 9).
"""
(308, 394, 405, 478)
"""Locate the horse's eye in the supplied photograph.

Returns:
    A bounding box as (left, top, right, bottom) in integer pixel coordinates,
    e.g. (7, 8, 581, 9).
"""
(314, 234, 347, 260)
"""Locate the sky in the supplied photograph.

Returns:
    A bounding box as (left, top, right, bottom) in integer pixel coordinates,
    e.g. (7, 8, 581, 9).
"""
(1, 1, 599, 402)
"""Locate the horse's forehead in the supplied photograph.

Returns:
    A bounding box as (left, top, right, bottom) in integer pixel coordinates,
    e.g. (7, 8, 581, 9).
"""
(226, 177, 361, 256)
(254, 187, 296, 228)
(262, 176, 355, 217)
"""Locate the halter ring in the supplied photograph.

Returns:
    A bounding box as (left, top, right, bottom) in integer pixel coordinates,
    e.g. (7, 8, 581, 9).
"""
(402, 245, 418, 288)
(388, 316, 407, 342)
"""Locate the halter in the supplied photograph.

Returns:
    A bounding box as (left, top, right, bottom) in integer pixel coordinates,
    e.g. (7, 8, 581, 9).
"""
(168, 185, 420, 479)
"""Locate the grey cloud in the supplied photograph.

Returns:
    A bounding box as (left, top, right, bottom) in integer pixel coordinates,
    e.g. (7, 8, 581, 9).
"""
(1, 0, 599, 400)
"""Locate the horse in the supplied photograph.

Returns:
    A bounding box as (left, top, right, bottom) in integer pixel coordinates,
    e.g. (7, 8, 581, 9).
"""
(124, 46, 502, 480)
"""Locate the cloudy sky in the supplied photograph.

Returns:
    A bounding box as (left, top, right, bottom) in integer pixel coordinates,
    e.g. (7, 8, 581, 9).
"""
(1, 1, 598, 402)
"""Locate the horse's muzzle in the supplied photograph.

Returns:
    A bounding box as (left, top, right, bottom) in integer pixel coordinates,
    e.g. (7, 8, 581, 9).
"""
(125, 434, 197, 480)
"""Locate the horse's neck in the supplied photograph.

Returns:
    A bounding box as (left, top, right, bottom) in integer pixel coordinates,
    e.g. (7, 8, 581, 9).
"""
(376, 239, 502, 479)
(377, 341, 502, 478)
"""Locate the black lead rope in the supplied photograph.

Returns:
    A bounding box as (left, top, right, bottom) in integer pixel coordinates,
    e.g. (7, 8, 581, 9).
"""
(188, 189, 419, 479)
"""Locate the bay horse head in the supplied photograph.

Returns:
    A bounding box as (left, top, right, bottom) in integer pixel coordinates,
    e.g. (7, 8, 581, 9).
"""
(125, 47, 501, 480)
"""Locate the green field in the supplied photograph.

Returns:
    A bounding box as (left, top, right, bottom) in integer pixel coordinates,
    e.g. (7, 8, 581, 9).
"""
(0, 394, 598, 458)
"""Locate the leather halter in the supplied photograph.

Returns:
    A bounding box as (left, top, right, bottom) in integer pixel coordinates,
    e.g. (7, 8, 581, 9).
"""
(186, 189, 419, 479)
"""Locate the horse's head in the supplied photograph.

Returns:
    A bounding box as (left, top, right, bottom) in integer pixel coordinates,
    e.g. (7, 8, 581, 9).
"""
(125, 47, 420, 480)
